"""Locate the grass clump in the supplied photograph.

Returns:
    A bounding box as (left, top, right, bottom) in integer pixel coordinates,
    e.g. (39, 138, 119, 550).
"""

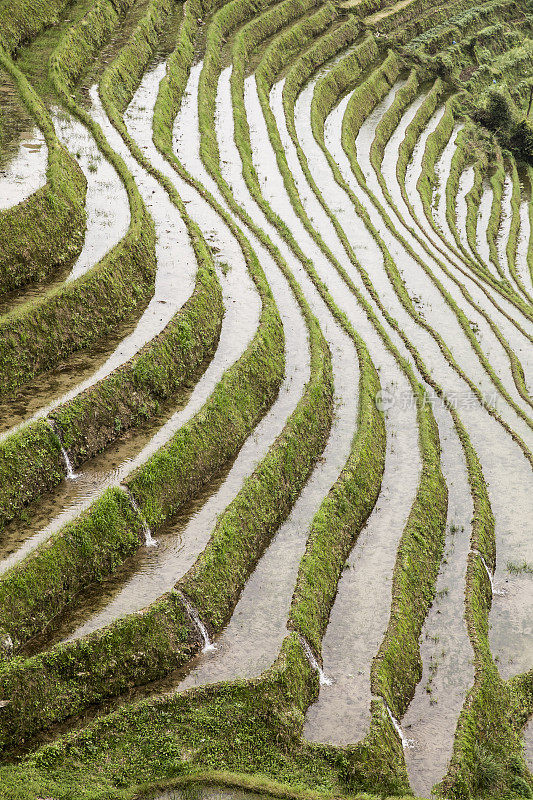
(471, 84, 533, 165)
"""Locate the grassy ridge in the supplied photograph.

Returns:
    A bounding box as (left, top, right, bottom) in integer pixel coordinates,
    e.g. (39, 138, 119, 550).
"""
(0, 49, 87, 296)
(0, 0, 288, 749)
(229, 4, 448, 791)
(293, 19, 525, 794)
(0, 0, 284, 663)
(416, 91, 533, 321)
(0, 256, 223, 531)
(369, 69, 533, 420)
(0, 0, 224, 535)
(395, 79, 533, 377)
(343, 57, 533, 465)
(0, 0, 531, 797)
(0, 0, 73, 55)
(0, 0, 157, 398)
(332, 27, 532, 797)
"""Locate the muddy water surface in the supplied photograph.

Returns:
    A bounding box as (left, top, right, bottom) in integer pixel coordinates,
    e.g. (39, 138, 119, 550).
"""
(0, 126, 46, 210)
(58, 106, 129, 283)
(0, 103, 129, 317)
(401, 403, 473, 797)
(0, 72, 191, 436)
(355, 84, 533, 441)
(476, 184, 494, 269)
(39, 58, 302, 643)
(322, 84, 533, 756)
(380, 100, 533, 423)
(455, 166, 475, 257)
(404, 114, 533, 386)
(0, 74, 195, 436)
(0, 96, 129, 316)
(517, 198, 532, 298)
(0, 70, 261, 582)
(289, 75, 473, 781)
(0, 389, 194, 577)
(173, 66, 359, 688)
(272, 78, 422, 743)
(145, 787, 266, 800)
(0, 314, 138, 436)
(496, 173, 513, 283)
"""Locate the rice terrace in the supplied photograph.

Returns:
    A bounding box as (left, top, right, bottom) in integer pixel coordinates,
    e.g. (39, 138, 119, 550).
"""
(0, 0, 533, 796)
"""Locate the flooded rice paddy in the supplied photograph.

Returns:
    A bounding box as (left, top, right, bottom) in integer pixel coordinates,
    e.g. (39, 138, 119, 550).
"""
(0, 1, 532, 798)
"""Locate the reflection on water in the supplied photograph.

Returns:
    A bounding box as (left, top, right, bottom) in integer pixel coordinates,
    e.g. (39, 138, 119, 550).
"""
(173, 65, 359, 692)
(0, 393, 191, 577)
(0, 127, 47, 210)
(287, 76, 421, 744)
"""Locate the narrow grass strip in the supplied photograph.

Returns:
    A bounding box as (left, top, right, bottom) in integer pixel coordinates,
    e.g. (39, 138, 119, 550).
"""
(342, 56, 533, 464)
(283, 25, 527, 792)
(0, 0, 72, 55)
(417, 94, 533, 320)
(370, 72, 533, 415)
(0, 0, 333, 751)
(0, 0, 284, 660)
(507, 157, 533, 304)
(0, 48, 86, 296)
(0, 0, 158, 397)
(438, 440, 531, 797)
(0, 0, 222, 532)
(308, 33, 532, 796)
(396, 81, 533, 356)
(231, 9, 448, 791)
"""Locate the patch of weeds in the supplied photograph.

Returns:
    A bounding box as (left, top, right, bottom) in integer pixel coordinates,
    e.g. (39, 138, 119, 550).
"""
(507, 560, 533, 575)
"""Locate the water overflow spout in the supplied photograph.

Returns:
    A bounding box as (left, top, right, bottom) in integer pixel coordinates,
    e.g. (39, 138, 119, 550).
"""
(177, 591, 216, 653)
(299, 635, 332, 686)
(385, 704, 414, 749)
(122, 486, 157, 547)
(48, 419, 78, 480)
(470, 549, 505, 596)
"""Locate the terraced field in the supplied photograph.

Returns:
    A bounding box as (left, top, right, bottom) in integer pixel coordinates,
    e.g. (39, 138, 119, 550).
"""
(0, 0, 532, 798)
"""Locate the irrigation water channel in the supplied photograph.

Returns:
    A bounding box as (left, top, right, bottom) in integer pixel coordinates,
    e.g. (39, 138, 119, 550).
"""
(41, 58, 312, 644)
(517, 194, 532, 297)
(0, 91, 184, 433)
(0, 125, 47, 211)
(355, 82, 533, 438)
(279, 68, 532, 789)
(0, 104, 130, 333)
(284, 75, 422, 750)
(407, 110, 533, 367)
